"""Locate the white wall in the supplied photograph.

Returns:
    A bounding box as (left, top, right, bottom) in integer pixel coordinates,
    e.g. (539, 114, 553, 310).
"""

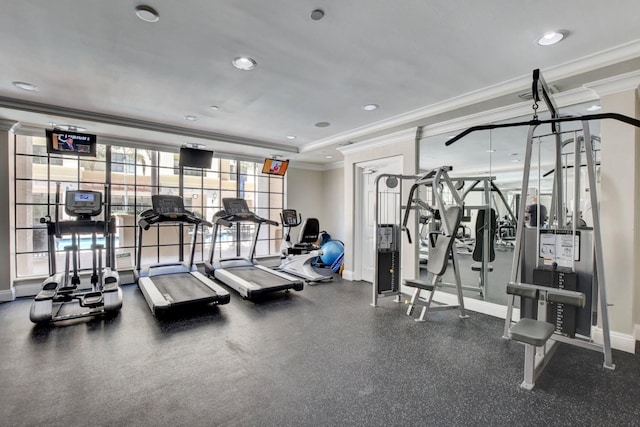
(321, 166, 344, 241)
(286, 167, 326, 230)
(597, 85, 640, 341)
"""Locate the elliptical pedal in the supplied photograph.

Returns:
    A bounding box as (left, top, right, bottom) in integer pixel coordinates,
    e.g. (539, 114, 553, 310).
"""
(80, 292, 104, 308)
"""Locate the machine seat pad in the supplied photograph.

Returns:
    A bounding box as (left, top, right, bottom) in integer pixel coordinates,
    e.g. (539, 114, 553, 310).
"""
(509, 318, 555, 347)
(403, 279, 434, 292)
(471, 262, 493, 272)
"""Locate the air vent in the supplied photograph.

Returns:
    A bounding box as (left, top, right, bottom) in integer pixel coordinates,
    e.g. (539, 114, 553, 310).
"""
(517, 84, 559, 101)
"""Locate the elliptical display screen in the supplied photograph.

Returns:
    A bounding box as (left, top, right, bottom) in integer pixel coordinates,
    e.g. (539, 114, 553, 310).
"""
(65, 191, 102, 216)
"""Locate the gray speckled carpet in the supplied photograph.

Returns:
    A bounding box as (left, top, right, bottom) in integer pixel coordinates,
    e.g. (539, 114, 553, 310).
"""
(1, 277, 638, 426)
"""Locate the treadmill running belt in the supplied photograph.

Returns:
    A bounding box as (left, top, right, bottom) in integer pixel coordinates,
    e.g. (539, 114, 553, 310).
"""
(229, 266, 295, 287)
(152, 274, 217, 304)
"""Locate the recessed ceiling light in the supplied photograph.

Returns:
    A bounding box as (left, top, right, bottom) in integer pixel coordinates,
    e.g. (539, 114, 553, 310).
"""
(232, 56, 257, 71)
(315, 121, 331, 128)
(512, 159, 521, 163)
(184, 115, 198, 121)
(135, 5, 159, 22)
(210, 105, 219, 111)
(325, 155, 333, 159)
(286, 135, 296, 140)
(587, 105, 602, 111)
(311, 9, 325, 21)
(13, 81, 39, 91)
(57, 124, 86, 132)
(362, 104, 379, 111)
(486, 149, 496, 153)
(537, 31, 564, 46)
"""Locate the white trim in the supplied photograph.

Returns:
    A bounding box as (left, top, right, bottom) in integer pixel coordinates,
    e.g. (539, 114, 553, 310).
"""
(337, 128, 417, 155)
(420, 87, 598, 139)
(342, 270, 354, 281)
(0, 120, 19, 132)
(592, 327, 636, 354)
(404, 289, 518, 320)
(290, 160, 343, 172)
(302, 40, 640, 152)
(583, 69, 640, 97)
(0, 288, 16, 302)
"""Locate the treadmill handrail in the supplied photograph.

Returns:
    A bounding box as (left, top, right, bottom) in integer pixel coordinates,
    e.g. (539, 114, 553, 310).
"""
(138, 209, 212, 229)
(212, 210, 278, 227)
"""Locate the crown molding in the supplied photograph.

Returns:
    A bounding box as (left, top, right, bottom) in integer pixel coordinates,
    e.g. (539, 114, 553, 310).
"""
(289, 160, 345, 171)
(0, 96, 299, 154)
(420, 86, 598, 139)
(337, 128, 417, 155)
(302, 39, 640, 152)
(0, 119, 19, 132)
(583, 69, 640, 97)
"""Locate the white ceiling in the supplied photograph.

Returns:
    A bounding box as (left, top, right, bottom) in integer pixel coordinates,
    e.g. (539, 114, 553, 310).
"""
(1, 1, 639, 166)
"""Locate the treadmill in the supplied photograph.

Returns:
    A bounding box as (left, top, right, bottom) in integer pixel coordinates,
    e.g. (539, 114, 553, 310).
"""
(134, 195, 230, 316)
(204, 198, 304, 299)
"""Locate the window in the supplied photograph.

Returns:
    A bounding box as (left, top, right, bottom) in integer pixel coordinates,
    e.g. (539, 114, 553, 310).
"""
(13, 135, 285, 278)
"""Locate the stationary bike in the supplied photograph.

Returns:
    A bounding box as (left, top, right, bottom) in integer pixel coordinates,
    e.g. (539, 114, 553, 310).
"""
(278, 209, 333, 283)
(30, 183, 122, 323)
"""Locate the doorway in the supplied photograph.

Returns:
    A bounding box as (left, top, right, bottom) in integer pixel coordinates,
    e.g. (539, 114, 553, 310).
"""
(354, 156, 403, 282)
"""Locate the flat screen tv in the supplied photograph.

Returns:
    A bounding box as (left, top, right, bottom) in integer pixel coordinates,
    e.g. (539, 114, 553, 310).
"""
(46, 129, 97, 156)
(179, 146, 213, 169)
(262, 158, 289, 176)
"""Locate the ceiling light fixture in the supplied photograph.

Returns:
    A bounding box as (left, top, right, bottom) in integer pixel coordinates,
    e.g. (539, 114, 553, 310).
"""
(537, 31, 564, 46)
(486, 149, 496, 153)
(587, 105, 602, 111)
(311, 9, 325, 21)
(184, 115, 198, 121)
(12, 81, 39, 91)
(232, 56, 257, 71)
(362, 104, 379, 111)
(512, 159, 521, 163)
(325, 155, 333, 159)
(315, 121, 331, 128)
(210, 105, 219, 111)
(286, 135, 296, 140)
(135, 5, 159, 22)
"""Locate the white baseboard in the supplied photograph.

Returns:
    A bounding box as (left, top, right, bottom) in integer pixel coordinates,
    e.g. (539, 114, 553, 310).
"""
(0, 288, 16, 302)
(14, 282, 44, 298)
(592, 327, 637, 354)
(635, 324, 640, 341)
(342, 270, 354, 281)
(400, 287, 521, 320)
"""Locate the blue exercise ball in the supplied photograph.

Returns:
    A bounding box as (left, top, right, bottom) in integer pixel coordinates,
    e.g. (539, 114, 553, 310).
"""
(320, 240, 344, 266)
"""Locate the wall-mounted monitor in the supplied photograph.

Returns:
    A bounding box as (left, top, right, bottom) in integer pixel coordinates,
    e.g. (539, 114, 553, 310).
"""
(179, 146, 213, 169)
(46, 129, 97, 156)
(262, 158, 289, 176)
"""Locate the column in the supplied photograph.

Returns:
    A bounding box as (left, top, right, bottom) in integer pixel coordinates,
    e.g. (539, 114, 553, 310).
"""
(0, 120, 18, 302)
(587, 72, 640, 341)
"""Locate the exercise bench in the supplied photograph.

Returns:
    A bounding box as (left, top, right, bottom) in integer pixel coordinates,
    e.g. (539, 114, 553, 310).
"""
(506, 282, 587, 390)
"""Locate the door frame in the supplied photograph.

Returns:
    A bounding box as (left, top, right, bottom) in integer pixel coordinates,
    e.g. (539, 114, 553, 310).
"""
(354, 155, 403, 282)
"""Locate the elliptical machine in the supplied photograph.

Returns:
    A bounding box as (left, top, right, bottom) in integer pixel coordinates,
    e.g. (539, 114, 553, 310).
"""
(30, 183, 122, 323)
(277, 209, 333, 283)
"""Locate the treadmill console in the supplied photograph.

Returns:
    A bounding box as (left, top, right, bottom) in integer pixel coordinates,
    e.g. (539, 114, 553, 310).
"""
(65, 191, 102, 217)
(152, 195, 186, 215)
(223, 198, 251, 217)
